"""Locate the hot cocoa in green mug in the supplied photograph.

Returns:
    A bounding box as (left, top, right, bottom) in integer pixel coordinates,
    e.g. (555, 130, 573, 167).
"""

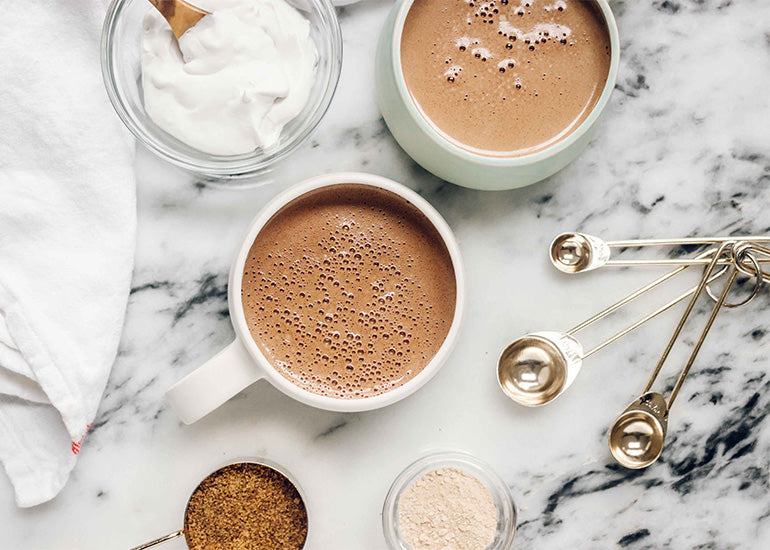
(375, 0, 620, 191)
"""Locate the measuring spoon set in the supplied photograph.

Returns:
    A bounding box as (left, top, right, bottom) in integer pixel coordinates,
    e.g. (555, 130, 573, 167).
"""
(498, 233, 770, 469)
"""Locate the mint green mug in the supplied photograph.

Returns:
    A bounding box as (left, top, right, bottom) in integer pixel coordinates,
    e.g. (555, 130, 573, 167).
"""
(375, 0, 620, 191)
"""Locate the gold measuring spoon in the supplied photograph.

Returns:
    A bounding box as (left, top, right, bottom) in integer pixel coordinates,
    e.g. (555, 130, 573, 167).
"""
(609, 243, 762, 468)
(498, 250, 728, 406)
(551, 232, 770, 274)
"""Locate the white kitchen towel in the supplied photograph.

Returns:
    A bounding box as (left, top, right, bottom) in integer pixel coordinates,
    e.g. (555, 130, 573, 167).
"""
(0, 0, 135, 507)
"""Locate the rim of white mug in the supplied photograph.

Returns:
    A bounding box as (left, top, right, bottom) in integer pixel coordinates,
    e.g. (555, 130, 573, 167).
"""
(388, 0, 620, 167)
(228, 172, 465, 412)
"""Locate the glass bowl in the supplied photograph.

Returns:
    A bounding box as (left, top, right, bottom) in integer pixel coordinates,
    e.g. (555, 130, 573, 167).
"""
(101, 0, 342, 182)
(383, 451, 517, 550)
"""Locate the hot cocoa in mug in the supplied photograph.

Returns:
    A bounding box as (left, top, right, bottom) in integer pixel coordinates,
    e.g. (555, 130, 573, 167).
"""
(376, 0, 620, 189)
(167, 174, 464, 423)
(241, 183, 457, 399)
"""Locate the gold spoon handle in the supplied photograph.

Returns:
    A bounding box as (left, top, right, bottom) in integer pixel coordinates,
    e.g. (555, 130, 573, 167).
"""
(667, 245, 763, 407)
(666, 266, 739, 408)
(567, 248, 720, 335)
(148, 0, 209, 39)
(600, 256, 770, 268)
(641, 242, 733, 394)
(128, 530, 184, 550)
(581, 265, 728, 359)
(605, 235, 770, 248)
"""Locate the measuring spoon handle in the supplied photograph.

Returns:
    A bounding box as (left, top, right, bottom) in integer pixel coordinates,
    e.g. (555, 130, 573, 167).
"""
(129, 530, 184, 550)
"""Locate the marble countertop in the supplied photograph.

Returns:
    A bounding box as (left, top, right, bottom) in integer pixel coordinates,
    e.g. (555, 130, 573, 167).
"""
(3, 0, 770, 548)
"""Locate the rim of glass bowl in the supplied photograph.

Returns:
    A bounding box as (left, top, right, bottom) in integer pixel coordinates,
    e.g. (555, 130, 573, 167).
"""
(100, 0, 342, 178)
(382, 451, 517, 550)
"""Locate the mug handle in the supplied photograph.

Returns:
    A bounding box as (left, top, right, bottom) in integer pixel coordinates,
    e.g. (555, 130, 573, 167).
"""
(166, 339, 264, 424)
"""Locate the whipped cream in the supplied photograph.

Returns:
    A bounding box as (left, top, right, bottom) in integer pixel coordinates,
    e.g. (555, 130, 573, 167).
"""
(141, 0, 317, 156)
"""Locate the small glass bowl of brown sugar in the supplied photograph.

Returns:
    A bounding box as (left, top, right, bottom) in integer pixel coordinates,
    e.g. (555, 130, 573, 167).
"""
(382, 451, 517, 550)
(129, 460, 309, 550)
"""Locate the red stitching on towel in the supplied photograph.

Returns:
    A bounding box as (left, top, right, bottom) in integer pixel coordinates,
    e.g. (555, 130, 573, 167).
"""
(71, 424, 91, 455)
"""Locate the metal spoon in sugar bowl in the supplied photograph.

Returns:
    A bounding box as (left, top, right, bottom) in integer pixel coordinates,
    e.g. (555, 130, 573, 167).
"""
(497, 249, 728, 407)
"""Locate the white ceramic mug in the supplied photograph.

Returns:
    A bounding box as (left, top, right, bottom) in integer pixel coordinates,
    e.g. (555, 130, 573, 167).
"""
(374, 0, 620, 191)
(166, 173, 465, 424)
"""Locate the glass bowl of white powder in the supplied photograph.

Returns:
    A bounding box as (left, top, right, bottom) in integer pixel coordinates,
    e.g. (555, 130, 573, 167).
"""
(383, 451, 517, 550)
(101, 0, 342, 181)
